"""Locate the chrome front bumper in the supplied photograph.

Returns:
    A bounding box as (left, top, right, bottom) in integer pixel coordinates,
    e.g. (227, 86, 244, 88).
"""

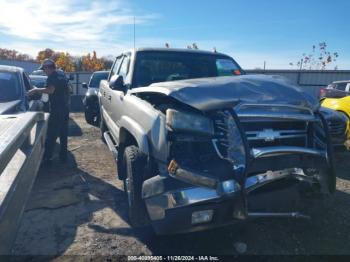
(145, 168, 308, 221)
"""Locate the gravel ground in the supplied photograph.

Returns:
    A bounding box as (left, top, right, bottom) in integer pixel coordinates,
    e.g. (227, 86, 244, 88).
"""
(13, 113, 350, 256)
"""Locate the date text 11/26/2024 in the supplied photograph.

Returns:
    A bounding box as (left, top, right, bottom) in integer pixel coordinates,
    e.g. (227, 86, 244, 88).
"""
(127, 256, 220, 261)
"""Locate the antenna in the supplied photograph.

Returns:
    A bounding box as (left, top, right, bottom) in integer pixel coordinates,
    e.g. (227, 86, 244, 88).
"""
(133, 16, 136, 50)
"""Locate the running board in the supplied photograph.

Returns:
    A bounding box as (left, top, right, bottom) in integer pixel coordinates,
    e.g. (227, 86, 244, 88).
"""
(248, 212, 310, 219)
(103, 131, 118, 161)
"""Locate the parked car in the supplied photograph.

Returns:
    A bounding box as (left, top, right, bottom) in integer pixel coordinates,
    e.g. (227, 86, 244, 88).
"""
(320, 80, 350, 99)
(0, 65, 45, 114)
(82, 70, 109, 125)
(319, 107, 349, 147)
(29, 75, 50, 112)
(319, 80, 350, 148)
(31, 69, 46, 76)
(31, 69, 74, 91)
(99, 48, 335, 235)
(29, 75, 47, 88)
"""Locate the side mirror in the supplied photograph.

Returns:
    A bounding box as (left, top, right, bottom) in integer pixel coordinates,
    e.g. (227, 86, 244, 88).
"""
(82, 82, 88, 89)
(109, 75, 125, 92)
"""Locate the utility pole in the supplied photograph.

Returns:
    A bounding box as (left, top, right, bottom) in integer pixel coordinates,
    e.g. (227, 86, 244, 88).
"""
(133, 16, 136, 50)
(297, 58, 303, 85)
(263, 61, 266, 71)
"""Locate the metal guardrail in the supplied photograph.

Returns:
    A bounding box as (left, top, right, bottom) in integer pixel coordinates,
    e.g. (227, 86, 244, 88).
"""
(0, 112, 49, 254)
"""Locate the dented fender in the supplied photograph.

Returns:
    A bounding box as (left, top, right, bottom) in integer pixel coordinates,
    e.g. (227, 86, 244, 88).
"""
(119, 115, 150, 155)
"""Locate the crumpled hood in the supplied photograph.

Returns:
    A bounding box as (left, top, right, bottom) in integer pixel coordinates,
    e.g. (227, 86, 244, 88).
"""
(132, 75, 319, 112)
(0, 100, 22, 115)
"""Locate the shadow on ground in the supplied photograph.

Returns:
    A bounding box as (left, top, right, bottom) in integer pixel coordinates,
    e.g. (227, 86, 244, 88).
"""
(68, 116, 83, 137)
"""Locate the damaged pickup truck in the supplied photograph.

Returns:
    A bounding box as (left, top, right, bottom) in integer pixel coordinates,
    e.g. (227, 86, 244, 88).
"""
(99, 48, 335, 234)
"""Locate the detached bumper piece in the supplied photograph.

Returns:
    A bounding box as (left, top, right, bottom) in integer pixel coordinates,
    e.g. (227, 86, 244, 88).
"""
(144, 164, 311, 234)
(168, 160, 219, 189)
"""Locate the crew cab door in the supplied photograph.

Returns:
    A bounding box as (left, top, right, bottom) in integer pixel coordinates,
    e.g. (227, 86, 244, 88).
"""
(100, 55, 123, 128)
(110, 54, 131, 135)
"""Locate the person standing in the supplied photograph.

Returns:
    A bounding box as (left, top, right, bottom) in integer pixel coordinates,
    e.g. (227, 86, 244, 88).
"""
(28, 59, 70, 164)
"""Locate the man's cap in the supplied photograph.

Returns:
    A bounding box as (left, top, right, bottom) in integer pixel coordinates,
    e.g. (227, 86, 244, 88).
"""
(39, 58, 56, 69)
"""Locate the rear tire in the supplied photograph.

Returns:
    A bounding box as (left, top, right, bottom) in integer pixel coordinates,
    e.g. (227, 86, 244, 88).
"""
(122, 145, 149, 227)
(85, 108, 94, 125)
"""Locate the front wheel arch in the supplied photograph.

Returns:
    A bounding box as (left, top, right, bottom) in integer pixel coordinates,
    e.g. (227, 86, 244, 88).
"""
(118, 128, 140, 180)
(336, 110, 350, 120)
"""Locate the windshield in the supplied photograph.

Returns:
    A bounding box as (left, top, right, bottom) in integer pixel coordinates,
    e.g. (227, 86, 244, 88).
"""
(0, 71, 21, 102)
(89, 72, 109, 88)
(133, 51, 243, 87)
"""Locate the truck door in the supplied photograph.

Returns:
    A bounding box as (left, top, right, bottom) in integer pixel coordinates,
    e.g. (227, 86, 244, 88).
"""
(101, 55, 123, 126)
(110, 54, 131, 132)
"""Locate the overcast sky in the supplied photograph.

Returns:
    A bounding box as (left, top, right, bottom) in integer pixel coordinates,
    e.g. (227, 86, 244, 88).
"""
(0, 0, 349, 69)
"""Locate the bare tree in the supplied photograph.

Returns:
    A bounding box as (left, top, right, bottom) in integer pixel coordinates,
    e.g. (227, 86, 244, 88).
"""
(290, 42, 339, 70)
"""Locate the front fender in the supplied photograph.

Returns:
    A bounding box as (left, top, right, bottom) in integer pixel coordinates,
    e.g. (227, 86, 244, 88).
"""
(119, 115, 150, 155)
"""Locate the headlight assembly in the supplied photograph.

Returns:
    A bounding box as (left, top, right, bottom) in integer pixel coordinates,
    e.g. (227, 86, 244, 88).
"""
(166, 109, 214, 135)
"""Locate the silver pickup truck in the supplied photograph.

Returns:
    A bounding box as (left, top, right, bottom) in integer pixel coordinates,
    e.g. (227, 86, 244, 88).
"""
(99, 48, 335, 234)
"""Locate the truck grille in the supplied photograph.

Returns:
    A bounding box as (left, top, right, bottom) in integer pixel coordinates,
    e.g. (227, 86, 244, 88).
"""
(211, 105, 325, 161)
(241, 119, 308, 148)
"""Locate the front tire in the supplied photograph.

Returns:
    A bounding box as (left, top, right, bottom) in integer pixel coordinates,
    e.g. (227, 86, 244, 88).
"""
(99, 112, 107, 143)
(122, 145, 149, 227)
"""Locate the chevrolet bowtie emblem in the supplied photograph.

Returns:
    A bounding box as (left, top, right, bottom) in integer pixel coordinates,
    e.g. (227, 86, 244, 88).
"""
(257, 129, 280, 142)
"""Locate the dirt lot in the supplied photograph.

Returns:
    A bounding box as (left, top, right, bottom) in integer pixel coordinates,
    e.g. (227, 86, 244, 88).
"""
(13, 113, 350, 256)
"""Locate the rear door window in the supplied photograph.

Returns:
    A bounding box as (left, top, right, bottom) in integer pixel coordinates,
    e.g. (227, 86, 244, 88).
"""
(118, 55, 130, 80)
(216, 59, 241, 76)
(109, 56, 123, 81)
(335, 83, 347, 91)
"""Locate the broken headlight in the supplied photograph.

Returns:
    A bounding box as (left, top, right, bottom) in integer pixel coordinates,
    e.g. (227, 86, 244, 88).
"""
(166, 109, 214, 135)
(213, 110, 246, 169)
